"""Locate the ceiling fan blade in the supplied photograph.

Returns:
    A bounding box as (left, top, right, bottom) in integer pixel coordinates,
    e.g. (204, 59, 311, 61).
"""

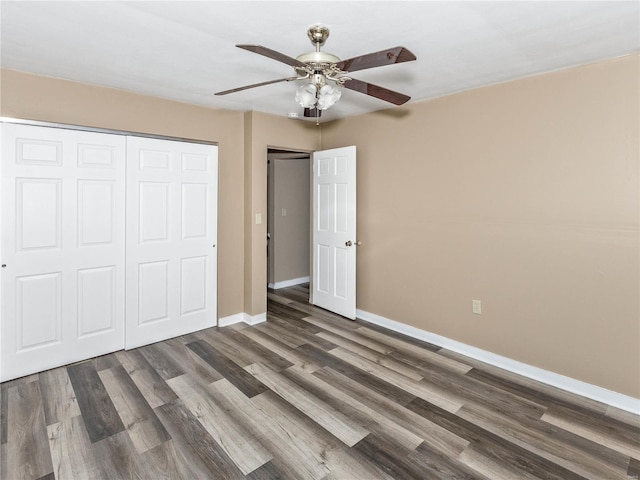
(341, 78, 411, 105)
(303, 107, 322, 118)
(236, 45, 307, 69)
(215, 77, 297, 96)
(336, 47, 416, 73)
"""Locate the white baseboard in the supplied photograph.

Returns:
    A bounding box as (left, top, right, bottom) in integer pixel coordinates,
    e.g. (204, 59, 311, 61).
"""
(244, 312, 267, 325)
(356, 309, 640, 414)
(218, 312, 267, 327)
(268, 276, 310, 290)
(218, 313, 246, 327)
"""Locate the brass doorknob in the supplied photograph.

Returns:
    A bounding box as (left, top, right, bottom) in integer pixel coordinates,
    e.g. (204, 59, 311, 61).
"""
(355, 241, 362, 246)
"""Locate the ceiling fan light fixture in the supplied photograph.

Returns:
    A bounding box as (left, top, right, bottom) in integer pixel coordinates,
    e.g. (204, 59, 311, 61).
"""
(295, 83, 318, 108)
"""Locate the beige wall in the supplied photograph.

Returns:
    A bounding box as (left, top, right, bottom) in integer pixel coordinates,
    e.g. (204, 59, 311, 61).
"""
(321, 55, 640, 397)
(0, 69, 248, 318)
(269, 159, 311, 284)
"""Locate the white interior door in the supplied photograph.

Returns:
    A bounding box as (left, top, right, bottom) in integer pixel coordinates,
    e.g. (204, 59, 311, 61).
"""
(125, 136, 217, 349)
(1, 124, 126, 381)
(312, 146, 357, 319)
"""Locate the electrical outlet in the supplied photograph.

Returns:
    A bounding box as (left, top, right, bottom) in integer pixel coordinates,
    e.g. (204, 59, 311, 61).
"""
(472, 299, 482, 315)
(281, 208, 287, 217)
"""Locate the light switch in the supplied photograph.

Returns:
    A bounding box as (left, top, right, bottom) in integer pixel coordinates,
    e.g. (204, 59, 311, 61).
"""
(256, 213, 262, 224)
(472, 299, 482, 315)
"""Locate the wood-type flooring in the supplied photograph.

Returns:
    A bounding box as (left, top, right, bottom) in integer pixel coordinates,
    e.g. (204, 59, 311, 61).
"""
(1, 284, 639, 479)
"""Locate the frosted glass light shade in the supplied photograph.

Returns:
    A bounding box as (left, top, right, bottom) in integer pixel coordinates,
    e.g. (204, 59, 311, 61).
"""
(295, 83, 318, 108)
(317, 84, 341, 110)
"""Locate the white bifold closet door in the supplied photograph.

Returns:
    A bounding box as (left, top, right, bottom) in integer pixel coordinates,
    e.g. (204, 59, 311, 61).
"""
(0, 124, 126, 381)
(125, 136, 217, 349)
(1, 124, 218, 381)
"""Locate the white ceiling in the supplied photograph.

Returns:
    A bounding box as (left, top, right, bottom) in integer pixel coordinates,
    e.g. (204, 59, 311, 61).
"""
(1, 1, 638, 123)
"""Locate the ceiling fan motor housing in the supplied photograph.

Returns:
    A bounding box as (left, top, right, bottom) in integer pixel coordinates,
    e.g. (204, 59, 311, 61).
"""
(307, 24, 330, 47)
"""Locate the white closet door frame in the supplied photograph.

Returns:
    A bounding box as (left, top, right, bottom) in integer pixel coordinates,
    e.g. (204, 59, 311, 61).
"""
(125, 136, 218, 349)
(0, 123, 126, 381)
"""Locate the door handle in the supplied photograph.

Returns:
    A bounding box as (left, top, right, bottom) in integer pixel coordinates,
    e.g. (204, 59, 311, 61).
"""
(355, 241, 362, 246)
(345, 240, 352, 247)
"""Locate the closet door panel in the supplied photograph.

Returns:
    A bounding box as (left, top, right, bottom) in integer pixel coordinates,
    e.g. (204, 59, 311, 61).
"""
(1, 124, 126, 382)
(125, 136, 217, 349)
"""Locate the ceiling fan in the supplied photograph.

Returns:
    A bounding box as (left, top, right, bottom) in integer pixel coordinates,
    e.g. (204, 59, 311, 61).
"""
(215, 24, 416, 120)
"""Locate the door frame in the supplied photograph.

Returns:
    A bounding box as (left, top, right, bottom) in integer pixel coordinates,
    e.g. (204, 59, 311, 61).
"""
(266, 149, 312, 291)
(263, 144, 357, 318)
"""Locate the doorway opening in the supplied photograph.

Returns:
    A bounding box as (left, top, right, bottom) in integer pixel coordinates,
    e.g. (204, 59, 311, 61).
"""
(266, 148, 311, 301)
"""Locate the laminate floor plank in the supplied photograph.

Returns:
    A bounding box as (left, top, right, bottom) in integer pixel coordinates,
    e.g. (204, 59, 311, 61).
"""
(254, 321, 307, 348)
(2, 283, 638, 479)
(299, 305, 364, 330)
(266, 313, 338, 350)
(314, 366, 470, 459)
(391, 350, 549, 421)
(244, 460, 287, 480)
(329, 345, 466, 413)
(408, 442, 493, 480)
(115, 350, 178, 408)
(1, 382, 8, 444)
(138, 343, 186, 380)
(358, 326, 473, 374)
(267, 301, 309, 322)
(5, 381, 53, 480)
(453, 352, 610, 414)
(628, 458, 640, 478)
(0, 443, 7, 479)
(266, 291, 295, 306)
(282, 365, 424, 451)
(186, 339, 268, 398)
(249, 391, 337, 480)
(138, 440, 217, 480)
(269, 285, 310, 305)
(47, 415, 101, 480)
(217, 328, 294, 371)
(208, 378, 329, 480)
(303, 315, 395, 353)
(38, 367, 82, 426)
(458, 402, 631, 480)
(198, 328, 255, 367)
(167, 373, 272, 474)
(316, 330, 426, 381)
(353, 433, 430, 480)
(66, 361, 125, 444)
(155, 400, 246, 479)
(354, 318, 442, 352)
(154, 337, 223, 385)
(237, 326, 322, 372)
(406, 397, 588, 480)
(541, 403, 640, 460)
(98, 366, 170, 454)
(35, 473, 55, 480)
(92, 352, 122, 372)
(296, 343, 417, 405)
(91, 430, 148, 480)
(607, 405, 640, 428)
(245, 362, 370, 447)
